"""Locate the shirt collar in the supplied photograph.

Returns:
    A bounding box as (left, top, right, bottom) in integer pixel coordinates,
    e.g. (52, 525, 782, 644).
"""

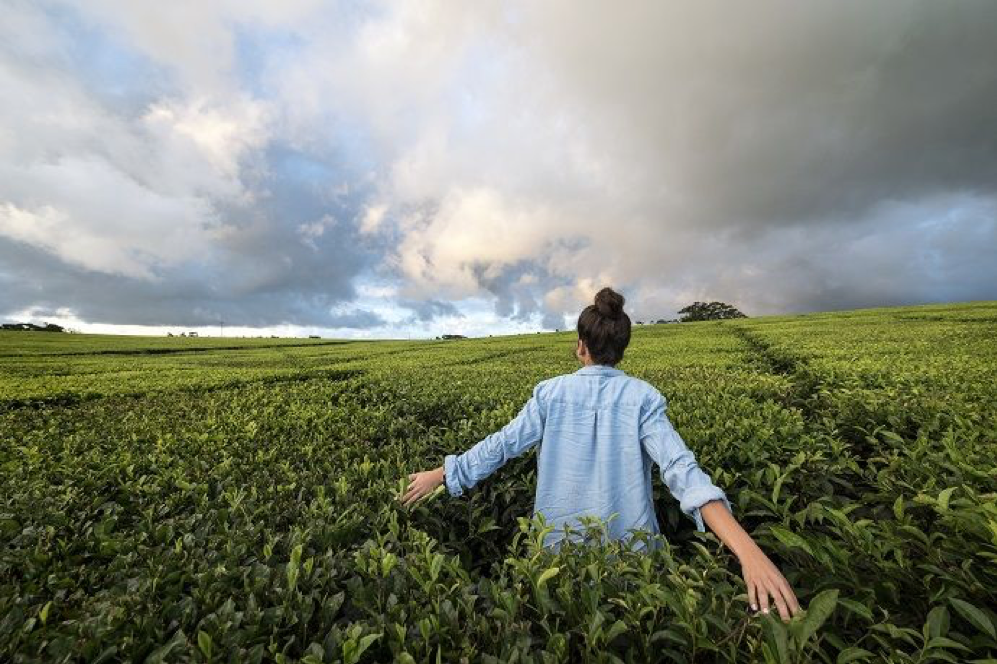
(575, 364, 625, 376)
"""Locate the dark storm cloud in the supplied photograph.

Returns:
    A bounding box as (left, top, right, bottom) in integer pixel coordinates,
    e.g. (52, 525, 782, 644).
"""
(0, 234, 383, 328)
(398, 298, 462, 323)
(675, 1, 997, 230)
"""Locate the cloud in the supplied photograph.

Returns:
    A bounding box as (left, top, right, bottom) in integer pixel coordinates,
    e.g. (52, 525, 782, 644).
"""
(142, 96, 272, 189)
(398, 298, 462, 323)
(348, 0, 997, 321)
(1, 0, 995, 335)
(0, 2, 376, 329)
(358, 203, 387, 235)
(0, 231, 377, 328)
(63, 0, 326, 95)
(0, 156, 220, 279)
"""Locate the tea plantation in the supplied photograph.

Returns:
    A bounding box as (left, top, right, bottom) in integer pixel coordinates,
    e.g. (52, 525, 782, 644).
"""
(2, 301, 996, 663)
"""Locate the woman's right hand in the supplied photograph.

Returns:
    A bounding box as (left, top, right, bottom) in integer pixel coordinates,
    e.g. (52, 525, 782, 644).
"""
(399, 466, 445, 507)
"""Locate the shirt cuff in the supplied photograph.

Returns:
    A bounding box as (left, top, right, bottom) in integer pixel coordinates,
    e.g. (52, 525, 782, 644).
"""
(680, 486, 733, 532)
(443, 454, 464, 497)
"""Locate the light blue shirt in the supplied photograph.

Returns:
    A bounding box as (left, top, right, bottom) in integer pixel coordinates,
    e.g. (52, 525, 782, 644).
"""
(444, 364, 733, 551)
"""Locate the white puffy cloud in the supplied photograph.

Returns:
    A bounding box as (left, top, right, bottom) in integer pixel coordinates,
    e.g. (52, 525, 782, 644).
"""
(358, 203, 387, 235)
(142, 96, 272, 190)
(63, 0, 325, 94)
(0, 153, 217, 279)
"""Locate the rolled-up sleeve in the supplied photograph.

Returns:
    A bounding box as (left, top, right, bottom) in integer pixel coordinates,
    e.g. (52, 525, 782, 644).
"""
(639, 391, 732, 532)
(444, 381, 547, 497)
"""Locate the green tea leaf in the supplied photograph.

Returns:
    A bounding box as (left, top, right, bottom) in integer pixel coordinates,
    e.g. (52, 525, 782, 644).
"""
(836, 647, 875, 663)
(197, 631, 212, 659)
(926, 605, 950, 639)
(950, 598, 996, 640)
(937, 487, 957, 511)
(761, 612, 789, 664)
(797, 589, 838, 646)
(537, 566, 560, 588)
(769, 525, 814, 555)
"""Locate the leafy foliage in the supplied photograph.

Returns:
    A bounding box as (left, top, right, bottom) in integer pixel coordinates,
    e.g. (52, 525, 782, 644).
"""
(1, 301, 996, 662)
(678, 302, 748, 321)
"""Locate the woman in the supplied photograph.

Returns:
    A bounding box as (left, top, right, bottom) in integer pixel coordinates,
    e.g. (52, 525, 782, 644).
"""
(401, 287, 800, 622)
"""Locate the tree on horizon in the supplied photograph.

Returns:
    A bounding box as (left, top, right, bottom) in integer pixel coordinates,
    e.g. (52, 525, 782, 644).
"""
(678, 301, 747, 321)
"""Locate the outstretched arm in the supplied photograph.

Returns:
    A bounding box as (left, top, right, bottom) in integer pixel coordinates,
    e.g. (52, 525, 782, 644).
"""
(700, 500, 800, 622)
(639, 391, 800, 622)
(399, 382, 546, 507)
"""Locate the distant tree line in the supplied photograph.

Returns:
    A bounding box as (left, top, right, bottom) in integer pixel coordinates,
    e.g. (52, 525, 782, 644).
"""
(1, 322, 68, 332)
(0, 301, 745, 339)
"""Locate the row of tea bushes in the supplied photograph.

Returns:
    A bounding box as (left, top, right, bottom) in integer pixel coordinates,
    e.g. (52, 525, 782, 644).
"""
(2, 302, 996, 661)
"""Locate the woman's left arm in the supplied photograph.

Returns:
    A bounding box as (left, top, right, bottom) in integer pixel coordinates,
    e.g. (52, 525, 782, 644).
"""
(638, 391, 801, 622)
(700, 500, 802, 622)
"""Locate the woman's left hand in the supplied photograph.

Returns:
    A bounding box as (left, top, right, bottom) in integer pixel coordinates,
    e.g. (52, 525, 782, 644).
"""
(740, 548, 801, 622)
(399, 467, 445, 507)
(698, 501, 801, 622)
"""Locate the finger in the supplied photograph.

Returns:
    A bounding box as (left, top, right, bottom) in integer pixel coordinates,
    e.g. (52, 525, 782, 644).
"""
(770, 583, 791, 622)
(746, 576, 758, 612)
(404, 488, 426, 507)
(770, 576, 798, 614)
(408, 473, 416, 480)
(784, 583, 802, 615)
(756, 581, 771, 615)
(777, 579, 800, 616)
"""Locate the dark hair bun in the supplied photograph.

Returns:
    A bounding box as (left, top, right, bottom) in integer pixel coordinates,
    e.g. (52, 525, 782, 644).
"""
(594, 287, 625, 319)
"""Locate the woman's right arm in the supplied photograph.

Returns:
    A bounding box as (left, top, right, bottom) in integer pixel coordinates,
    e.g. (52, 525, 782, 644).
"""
(443, 381, 547, 496)
(400, 381, 547, 506)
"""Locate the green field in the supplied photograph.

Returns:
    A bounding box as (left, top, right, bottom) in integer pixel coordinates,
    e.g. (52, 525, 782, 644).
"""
(2, 301, 996, 663)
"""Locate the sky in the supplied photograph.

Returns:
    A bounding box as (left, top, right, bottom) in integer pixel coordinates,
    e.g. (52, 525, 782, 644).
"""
(1, 1, 996, 339)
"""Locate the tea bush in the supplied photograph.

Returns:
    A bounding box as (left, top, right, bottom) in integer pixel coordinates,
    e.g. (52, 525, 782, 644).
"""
(1, 302, 996, 662)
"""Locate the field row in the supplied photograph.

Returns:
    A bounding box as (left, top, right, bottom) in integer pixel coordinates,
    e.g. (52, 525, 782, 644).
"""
(2, 302, 996, 662)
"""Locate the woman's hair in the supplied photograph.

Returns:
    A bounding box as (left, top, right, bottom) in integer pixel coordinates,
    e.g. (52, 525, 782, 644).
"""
(577, 287, 631, 366)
